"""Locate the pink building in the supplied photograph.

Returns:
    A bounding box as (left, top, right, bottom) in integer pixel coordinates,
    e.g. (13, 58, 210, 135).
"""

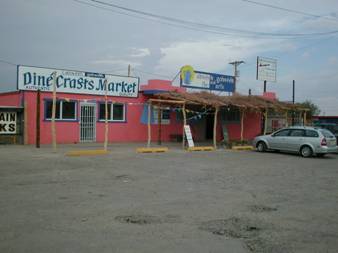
(0, 66, 262, 145)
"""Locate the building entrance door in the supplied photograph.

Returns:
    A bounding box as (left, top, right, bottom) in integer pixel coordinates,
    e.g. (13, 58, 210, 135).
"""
(80, 103, 96, 142)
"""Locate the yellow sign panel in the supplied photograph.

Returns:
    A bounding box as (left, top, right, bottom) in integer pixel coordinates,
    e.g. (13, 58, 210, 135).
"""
(180, 65, 195, 84)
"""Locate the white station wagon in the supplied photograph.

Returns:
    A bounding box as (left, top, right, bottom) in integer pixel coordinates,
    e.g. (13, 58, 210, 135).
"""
(253, 126, 338, 157)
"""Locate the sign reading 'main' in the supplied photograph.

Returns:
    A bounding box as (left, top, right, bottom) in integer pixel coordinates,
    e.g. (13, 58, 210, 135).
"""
(17, 65, 140, 98)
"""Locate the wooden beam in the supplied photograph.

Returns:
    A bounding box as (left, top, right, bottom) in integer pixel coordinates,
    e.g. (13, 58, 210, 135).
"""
(36, 89, 40, 148)
(240, 109, 245, 142)
(213, 106, 219, 149)
(157, 105, 162, 145)
(24, 101, 28, 145)
(149, 98, 185, 104)
(104, 79, 108, 151)
(182, 104, 187, 149)
(264, 109, 268, 135)
(51, 71, 57, 152)
(147, 102, 151, 148)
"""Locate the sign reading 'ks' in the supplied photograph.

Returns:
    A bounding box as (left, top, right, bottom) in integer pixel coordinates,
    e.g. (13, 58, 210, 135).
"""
(0, 112, 17, 134)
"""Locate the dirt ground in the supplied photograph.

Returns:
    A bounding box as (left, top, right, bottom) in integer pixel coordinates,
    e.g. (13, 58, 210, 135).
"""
(0, 143, 337, 253)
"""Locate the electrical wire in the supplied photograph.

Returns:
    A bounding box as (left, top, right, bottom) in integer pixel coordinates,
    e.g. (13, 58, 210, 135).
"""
(0, 59, 17, 66)
(242, 0, 338, 23)
(73, 0, 338, 38)
(132, 68, 172, 79)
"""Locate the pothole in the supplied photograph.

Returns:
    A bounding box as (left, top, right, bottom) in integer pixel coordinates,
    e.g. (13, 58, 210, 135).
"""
(114, 174, 133, 182)
(115, 214, 161, 225)
(249, 205, 278, 213)
(199, 217, 261, 239)
(199, 217, 290, 253)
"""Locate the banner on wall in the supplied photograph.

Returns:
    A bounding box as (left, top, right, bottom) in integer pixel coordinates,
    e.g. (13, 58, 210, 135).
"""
(0, 112, 16, 134)
(180, 65, 235, 92)
(17, 65, 140, 97)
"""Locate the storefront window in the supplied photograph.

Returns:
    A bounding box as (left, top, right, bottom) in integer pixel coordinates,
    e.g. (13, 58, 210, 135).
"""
(45, 100, 76, 120)
(99, 103, 125, 122)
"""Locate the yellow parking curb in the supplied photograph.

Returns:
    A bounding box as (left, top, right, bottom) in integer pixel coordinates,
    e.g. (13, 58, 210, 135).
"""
(136, 147, 169, 153)
(232, 145, 254, 151)
(66, 149, 110, 156)
(187, 146, 215, 151)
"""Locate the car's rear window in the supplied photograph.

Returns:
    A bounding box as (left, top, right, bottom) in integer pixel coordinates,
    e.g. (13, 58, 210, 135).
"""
(319, 129, 335, 138)
(305, 130, 319, 137)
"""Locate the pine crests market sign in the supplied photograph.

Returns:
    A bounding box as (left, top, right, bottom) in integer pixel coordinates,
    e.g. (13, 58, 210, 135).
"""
(17, 65, 140, 97)
(0, 112, 16, 134)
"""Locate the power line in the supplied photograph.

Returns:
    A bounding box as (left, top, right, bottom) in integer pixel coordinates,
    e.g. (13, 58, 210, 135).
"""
(74, 0, 338, 38)
(242, 0, 338, 23)
(0, 59, 17, 66)
(132, 68, 172, 79)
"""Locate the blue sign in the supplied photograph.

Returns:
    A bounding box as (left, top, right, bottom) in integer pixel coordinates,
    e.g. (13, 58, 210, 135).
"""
(180, 70, 235, 92)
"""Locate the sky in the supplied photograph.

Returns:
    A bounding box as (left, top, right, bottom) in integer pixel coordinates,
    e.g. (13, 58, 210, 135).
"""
(0, 0, 338, 115)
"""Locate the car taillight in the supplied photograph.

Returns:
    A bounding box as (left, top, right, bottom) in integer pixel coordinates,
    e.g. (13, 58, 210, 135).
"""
(321, 138, 327, 146)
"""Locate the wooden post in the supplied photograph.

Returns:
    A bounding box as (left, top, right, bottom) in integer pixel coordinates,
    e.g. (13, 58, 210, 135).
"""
(51, 72, 57, 152)
(285, 111, 288, 127)
(147, 102, 151, 147)
(35, 90, 40, 148)
(264, 109, 268, 135)
(303, 111, 307, 126)
(182, 104, 187, 149)
(213, 106, 219, 149)
(24, 101, 28, 145)
(157, 105, 162, 145)
(104, 79, 108, 151)
(240, 109, 245, 142)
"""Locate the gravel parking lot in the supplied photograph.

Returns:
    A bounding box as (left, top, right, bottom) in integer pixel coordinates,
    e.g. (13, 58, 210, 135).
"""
(0, 144, 337, 253)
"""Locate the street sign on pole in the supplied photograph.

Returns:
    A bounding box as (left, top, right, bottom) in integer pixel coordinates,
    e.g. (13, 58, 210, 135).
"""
(256, 57, 277, 82)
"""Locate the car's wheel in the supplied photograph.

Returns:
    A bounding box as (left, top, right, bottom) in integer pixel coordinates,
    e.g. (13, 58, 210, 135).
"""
(300, 145, 313, 158)
(257, 141, 267, 152)
(317, 153, 326, 158)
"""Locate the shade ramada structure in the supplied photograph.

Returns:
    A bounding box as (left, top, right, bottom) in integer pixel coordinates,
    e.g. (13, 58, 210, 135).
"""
(147, 91, 309, 149)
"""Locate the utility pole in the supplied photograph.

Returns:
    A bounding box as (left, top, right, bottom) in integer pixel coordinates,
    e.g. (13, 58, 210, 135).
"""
(229, 61, 245, 93)
(36, 89, 40, 148)
(128, 64, 131, 77)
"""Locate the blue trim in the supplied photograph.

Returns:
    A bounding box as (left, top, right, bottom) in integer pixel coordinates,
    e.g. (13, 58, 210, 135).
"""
(43, 98, 78, 122)
(143, 90, 169, 95)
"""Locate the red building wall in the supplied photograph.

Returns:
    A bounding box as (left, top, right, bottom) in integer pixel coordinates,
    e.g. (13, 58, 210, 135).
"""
(225, 111, 262, 141)
(0, 80, 263, 145)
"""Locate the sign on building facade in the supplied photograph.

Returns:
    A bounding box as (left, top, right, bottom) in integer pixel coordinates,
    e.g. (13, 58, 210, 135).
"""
(0, 112, 17, 134)
(180, 66, 235, 92)
(17, 65, 140, 97)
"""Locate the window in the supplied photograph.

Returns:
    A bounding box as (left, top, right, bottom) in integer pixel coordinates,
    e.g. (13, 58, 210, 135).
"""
(99, 103, 125, 122)
(45, 100, 76, 120)
(319, 129, 335, 138)
(289, 129, 305, 137)
(273, 129, 290, 137)
(162, 109, 171, 120)
(305, 130, 319, 137)
(152, 108, 170, 124)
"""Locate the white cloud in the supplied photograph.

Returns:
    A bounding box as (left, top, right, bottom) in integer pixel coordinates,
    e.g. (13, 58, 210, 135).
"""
(130, 48, 151, 58)
(91, 59, 141, 68)
(155, 38, 290, 74)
